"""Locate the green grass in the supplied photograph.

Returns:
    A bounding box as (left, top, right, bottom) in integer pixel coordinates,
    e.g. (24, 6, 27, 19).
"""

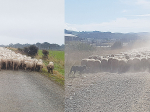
(38, 50, 65, 86)
(38, 50, 64, 76)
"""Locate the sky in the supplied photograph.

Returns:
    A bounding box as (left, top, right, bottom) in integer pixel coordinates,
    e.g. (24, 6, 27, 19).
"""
(0, 0, 64, 45)
(65, 0, 150, 33)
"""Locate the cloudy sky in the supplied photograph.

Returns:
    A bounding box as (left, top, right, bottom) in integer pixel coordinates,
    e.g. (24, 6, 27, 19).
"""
(0, 0, 64, 45)
(65, 0, 150, 33)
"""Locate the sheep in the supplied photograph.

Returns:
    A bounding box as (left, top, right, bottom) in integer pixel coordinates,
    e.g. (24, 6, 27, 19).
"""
(88, 55, 99, 60)
(86, 59, 95, 72)
(147, 57, 150, 72)
(1, 57, 7, 70)
(127, 58, 134, 72)
(110, 54, 114, 57)
(33, 58, 38, 71)
(47, 62, 54, 74)
(7, 57, 13, 69)
(36, 61, 43, 72)
(108, 57, 113, 72)
(68, 65, 86, 77)
(93, 60, 101, 72)
(101, 58, 108, 72)
(24, 61, 34, 71)
(110, 58, 119, 73)
(133, 57, 141, 72)
(141, 57, 148, 71)
(13, 58, 21, 70)
(118, 59, 128, 73)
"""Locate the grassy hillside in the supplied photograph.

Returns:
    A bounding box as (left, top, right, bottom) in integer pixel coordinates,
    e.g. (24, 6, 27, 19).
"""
(37, 50, 64, 76)
(36, 50, 64, 86)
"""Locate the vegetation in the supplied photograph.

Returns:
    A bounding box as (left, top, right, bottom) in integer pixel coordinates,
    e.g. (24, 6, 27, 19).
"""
(18, 45, 38, 57)
(28, 45, 38, 56)
(8, 42, 64, 51)
(36, 50, 64, 86)
(42, 50, 49, 59)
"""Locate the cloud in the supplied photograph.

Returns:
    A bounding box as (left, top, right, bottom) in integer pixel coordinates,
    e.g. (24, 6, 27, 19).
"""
(136, 0, 150, 8)
(65, 18, 150, 33)
(65, 23, 78, 31)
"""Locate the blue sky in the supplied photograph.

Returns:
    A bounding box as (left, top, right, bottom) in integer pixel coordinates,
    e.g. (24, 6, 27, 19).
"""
(65, 0, 150, 33)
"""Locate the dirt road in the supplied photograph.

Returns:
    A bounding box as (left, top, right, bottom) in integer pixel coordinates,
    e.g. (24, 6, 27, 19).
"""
(65, 72, 150, 112)
(0, 70, 64, 112)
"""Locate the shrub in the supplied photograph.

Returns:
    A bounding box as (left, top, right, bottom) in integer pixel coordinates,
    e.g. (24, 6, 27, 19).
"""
(42, 50, 49, 58)
(28, 45, 38, 56)
(23, 47, 29, 54)
(18, 48, 23, 51)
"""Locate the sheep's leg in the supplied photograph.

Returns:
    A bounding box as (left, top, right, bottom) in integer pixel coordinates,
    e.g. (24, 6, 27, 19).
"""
(13, 64, 14, 70)
(5, 62, 7, 70)
(40, 66, 42, 72)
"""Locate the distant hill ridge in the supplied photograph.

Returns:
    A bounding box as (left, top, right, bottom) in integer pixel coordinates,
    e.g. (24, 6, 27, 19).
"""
(65, 29, 150, 42)
(1, 42, 64, 51)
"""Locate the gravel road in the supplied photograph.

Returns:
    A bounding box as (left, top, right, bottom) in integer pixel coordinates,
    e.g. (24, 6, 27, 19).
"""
(0, 70, 64, 112)
(65, 72, 150, 112)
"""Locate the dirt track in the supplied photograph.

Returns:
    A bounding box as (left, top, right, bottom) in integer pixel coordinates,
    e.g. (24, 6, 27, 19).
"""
(0, 70, 64, 112)
(65, 72, 150, 112)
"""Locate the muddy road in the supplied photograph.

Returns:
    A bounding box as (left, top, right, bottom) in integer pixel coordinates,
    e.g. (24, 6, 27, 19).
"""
(65, 72, 150, 112)
(0, 70, 64, 112)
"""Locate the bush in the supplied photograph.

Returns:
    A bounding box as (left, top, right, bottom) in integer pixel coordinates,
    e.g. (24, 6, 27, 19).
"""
(111, 41, 123, 49)
(23, 45, 38, 56)
(23, 47, 29, 54)
(28, 45, 38, 56)
(42, 50, 49, 58)
(18, 48, 23, 51)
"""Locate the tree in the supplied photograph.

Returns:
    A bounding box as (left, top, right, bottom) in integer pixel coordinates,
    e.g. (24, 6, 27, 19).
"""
(28, 45, 38, 56)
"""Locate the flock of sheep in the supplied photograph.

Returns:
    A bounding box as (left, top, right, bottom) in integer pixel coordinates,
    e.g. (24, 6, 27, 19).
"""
(81, 48, 150, 73)
(0, 47, 54, 73)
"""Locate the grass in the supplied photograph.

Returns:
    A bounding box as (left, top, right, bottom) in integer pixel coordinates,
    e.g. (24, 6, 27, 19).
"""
(36, 50, 64, 87)
(37, 50, 64, 75)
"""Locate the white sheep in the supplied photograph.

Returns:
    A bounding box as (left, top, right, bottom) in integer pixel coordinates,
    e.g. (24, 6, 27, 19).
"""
(101, 58, 108, 72)
(24, 61, 34, 71)
(47, 62, 54, 74)
(36, 60, 43, 72)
